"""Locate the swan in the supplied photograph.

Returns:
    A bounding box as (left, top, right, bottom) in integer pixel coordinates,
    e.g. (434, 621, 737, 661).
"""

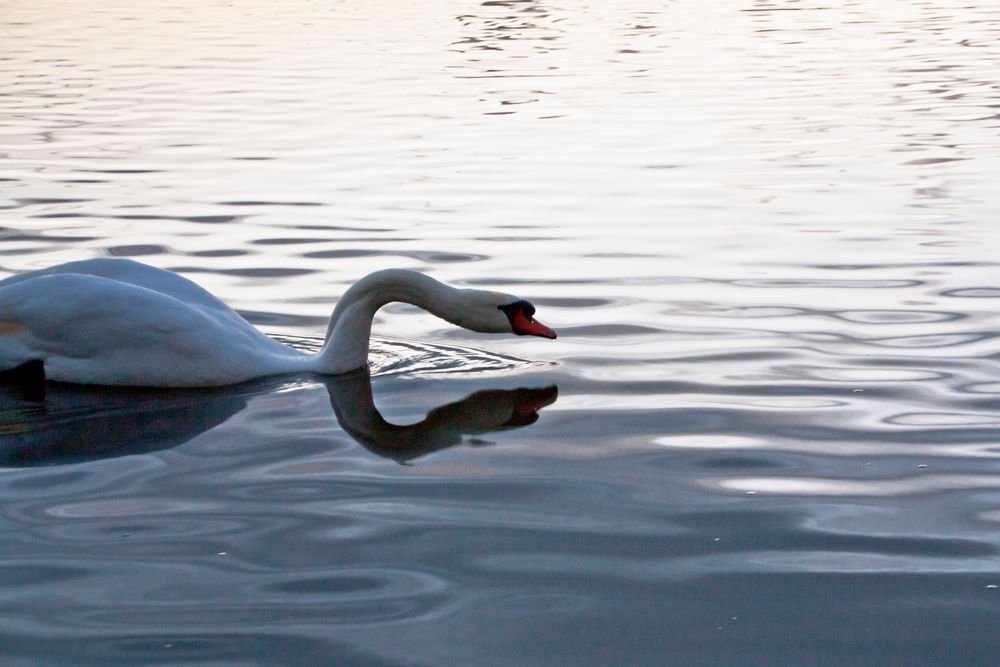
(0, 258, 556, 387)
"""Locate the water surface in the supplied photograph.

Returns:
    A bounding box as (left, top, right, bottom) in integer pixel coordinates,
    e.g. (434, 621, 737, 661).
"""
(2, 0, 1000, 664)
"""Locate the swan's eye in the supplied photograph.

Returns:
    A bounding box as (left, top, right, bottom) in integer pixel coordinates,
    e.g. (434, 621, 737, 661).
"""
(498, 300, 556, 339)
(498, 300, 535, 323)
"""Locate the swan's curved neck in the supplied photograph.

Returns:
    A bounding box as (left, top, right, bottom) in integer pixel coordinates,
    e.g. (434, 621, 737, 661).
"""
(309, 270, 465, 374)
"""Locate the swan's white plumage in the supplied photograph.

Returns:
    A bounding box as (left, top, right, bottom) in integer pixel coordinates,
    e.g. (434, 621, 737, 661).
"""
(0, 258, 553, 387)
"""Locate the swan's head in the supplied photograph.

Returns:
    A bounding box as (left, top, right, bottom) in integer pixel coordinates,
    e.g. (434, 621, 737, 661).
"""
(456, 290, 557, 339)
(498, 299, 557, 339)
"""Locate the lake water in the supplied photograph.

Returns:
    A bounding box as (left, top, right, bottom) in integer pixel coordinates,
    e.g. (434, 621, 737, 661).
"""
(3, 0, 1000, 663)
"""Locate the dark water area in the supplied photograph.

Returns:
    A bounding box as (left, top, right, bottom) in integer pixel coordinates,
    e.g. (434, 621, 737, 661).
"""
(3, 0, 1000, 664)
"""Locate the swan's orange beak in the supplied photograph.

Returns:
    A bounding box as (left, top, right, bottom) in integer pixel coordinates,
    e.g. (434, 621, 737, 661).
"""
(512, 310, 557, 339)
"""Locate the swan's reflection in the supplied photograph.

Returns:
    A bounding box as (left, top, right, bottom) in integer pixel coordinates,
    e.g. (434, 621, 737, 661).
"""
(0, 371, 557, 467)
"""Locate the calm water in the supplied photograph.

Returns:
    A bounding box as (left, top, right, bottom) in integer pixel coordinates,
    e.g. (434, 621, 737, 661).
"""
(3, 0, 1000, 663)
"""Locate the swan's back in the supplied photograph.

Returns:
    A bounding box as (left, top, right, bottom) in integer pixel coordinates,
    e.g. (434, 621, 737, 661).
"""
(0, 258, 240, 321)
(0, 260, 295, 386)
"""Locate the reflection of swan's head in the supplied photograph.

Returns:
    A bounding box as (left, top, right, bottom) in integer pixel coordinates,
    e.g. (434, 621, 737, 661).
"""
(420, 384, 558, 433)
(507, 385, 559, 425)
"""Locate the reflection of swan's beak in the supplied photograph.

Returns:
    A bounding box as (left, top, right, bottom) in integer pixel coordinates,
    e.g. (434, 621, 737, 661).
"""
(503, 385, 558, 427)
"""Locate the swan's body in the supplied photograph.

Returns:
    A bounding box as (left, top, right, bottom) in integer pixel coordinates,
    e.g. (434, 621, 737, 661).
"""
(0, 259, 555, 387)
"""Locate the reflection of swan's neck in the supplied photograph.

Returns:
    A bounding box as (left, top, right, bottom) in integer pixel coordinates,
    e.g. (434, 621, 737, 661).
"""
(325, 369, 558, 462)
(310, 270, 464, 375)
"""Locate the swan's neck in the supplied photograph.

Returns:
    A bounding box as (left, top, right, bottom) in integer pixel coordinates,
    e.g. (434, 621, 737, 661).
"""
(309, 270, 466, 375)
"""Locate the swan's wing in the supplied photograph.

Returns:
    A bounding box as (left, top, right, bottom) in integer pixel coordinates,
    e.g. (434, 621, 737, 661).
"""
(0, 258, 242, 322)
(0, 273, 273, 385)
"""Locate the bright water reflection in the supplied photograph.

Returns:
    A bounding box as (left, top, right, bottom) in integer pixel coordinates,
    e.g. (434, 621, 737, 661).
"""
(2, 0, 1000, 664)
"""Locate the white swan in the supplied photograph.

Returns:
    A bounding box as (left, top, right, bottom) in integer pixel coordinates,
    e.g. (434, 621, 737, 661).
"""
(0, 258, 556, 387)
